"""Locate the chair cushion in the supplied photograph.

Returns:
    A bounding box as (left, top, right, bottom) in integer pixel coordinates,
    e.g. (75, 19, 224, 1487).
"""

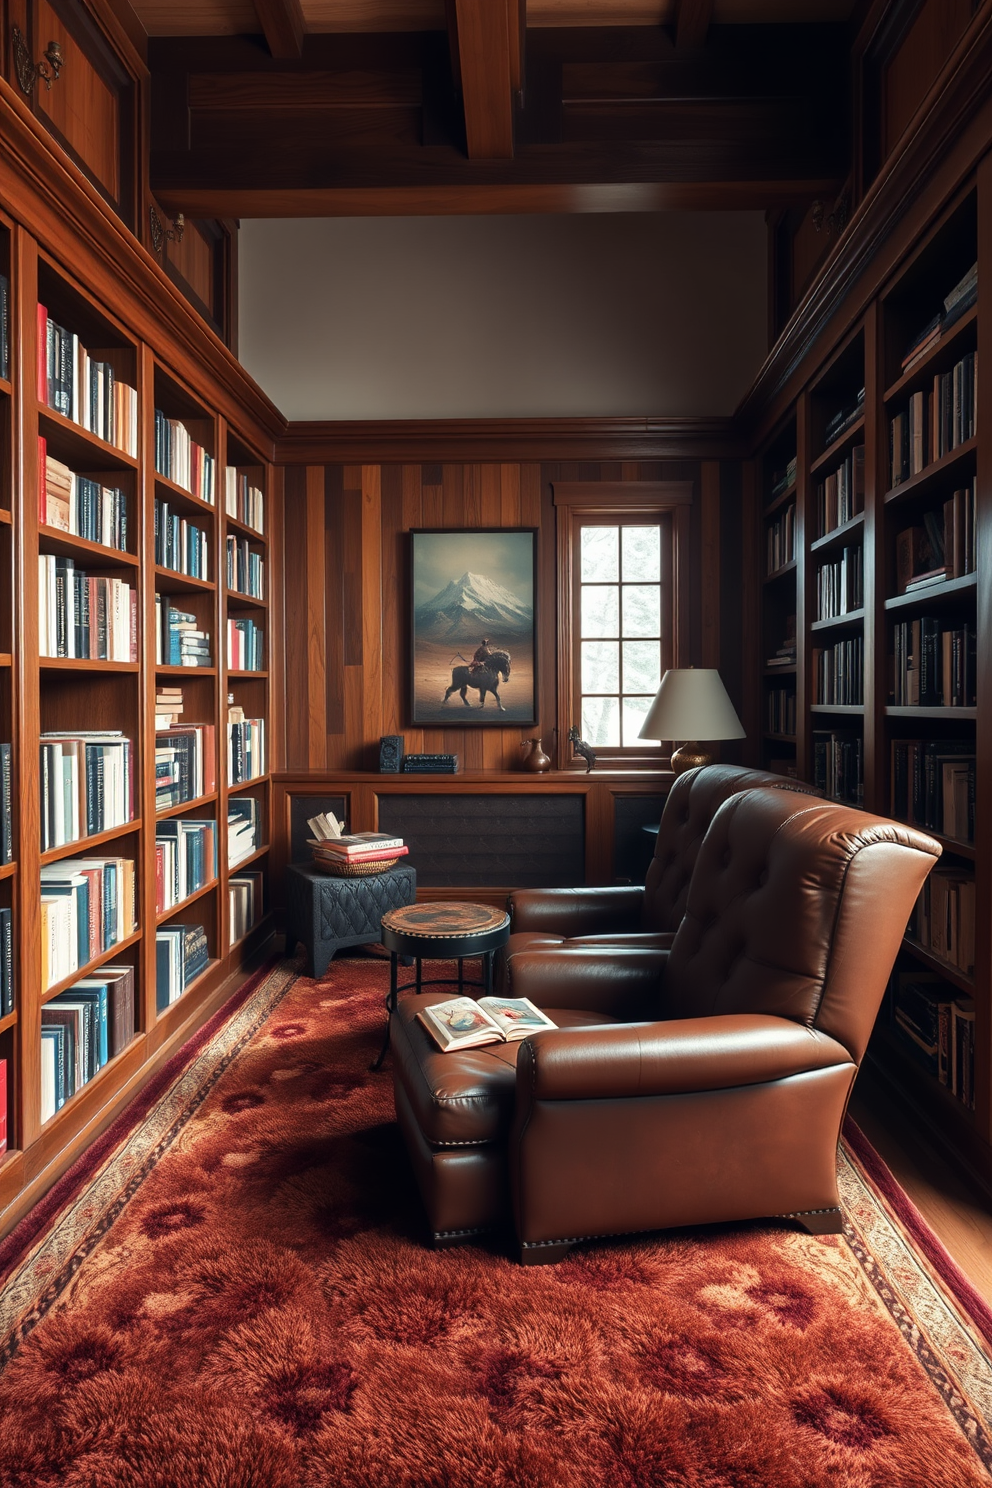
(391, 992, 617, 1147)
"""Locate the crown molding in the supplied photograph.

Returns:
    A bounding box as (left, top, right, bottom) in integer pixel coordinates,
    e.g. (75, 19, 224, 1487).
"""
(275, 415, 741, 465)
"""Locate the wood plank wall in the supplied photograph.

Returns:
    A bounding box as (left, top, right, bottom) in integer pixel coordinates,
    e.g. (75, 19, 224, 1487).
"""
(281, 455, 744, 774)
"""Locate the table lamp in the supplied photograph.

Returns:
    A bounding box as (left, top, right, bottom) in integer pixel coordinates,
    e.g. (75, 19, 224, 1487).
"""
(638, 667, 745, 774)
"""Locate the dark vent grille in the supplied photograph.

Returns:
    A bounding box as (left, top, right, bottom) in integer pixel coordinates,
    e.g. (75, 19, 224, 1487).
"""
(378, 794, 585, 888)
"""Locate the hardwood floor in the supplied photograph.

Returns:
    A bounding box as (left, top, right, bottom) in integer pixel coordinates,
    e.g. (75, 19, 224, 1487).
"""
(849, 1082, 992, 1305)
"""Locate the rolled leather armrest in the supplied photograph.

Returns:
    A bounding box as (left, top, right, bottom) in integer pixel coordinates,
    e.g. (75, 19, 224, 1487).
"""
(516, 1015, 853, 1101)
(509, 886, 644, 937)
(507, 945, 668, 1018)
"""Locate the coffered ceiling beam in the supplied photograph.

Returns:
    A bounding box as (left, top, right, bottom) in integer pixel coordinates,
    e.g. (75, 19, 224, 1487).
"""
(450, 0, 515, 158)
(253, 0, 306, 60)
(675, 0, 714, 50)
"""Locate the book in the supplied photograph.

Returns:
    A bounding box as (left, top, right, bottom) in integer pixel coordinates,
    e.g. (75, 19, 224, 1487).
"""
(417, 996, 558, 1053)
(312, 844, 409, 865)
(310, 830, 403, 855)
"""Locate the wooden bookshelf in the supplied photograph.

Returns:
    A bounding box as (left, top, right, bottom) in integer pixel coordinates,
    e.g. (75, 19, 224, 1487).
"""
(750, 175, 989, 1189)
(0, 200, 277, 1232)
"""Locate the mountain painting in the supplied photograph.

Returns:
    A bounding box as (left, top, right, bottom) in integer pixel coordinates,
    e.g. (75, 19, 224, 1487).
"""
(410, 529, 537, 725)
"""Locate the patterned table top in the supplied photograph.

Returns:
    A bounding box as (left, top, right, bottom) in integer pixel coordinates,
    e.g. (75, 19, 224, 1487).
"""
(380, 902, 509, 940)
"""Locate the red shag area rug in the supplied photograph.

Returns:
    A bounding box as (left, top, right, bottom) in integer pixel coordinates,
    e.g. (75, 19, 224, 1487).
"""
(2, 955, 992, 1488)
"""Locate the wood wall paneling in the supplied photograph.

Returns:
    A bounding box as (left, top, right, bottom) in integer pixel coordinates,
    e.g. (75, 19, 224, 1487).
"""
(35, 0, 121, 201)
(280, 456, 716, 775)
(883, 0, 974, 160)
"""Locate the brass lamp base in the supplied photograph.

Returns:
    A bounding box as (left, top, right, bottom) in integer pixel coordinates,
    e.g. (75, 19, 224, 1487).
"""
(670, 742, 713, 775)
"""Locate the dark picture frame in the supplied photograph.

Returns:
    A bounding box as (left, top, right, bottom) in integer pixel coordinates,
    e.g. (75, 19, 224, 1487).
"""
(409, 528, 538, 726)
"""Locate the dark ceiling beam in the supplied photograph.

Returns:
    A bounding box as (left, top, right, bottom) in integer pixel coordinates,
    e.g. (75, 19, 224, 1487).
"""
(451, 0, 515, 158)
(675, 0, 714, 51)
(253, 0, 305, 60)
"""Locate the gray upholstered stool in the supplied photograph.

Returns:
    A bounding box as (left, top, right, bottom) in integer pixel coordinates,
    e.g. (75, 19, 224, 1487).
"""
(284, 861, 418, 977)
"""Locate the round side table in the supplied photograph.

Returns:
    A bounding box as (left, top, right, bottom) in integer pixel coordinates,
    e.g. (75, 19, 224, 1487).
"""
(372, 901, 511, 1070)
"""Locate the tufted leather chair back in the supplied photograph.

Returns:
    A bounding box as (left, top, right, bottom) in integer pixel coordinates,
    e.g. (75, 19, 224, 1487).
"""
(642, 764, 820, 934)
(659, 788, 940, 1063)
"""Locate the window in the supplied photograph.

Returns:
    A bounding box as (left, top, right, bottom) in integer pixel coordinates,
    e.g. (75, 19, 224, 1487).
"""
(554, 483, 691, 766)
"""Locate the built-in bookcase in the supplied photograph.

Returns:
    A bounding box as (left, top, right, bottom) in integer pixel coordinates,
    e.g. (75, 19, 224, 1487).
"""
(0, 215, 15, 1166)
(0, 226, 276, 1221)
(751, 173, 992, 1190)
(759, 418, 799, 776)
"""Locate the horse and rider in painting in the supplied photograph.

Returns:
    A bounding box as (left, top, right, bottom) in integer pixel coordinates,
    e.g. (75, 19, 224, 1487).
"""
(444, 642, 513, 710)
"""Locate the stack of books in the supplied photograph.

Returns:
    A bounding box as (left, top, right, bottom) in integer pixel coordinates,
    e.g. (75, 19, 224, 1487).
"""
(892, 617, 976, 707)
(155, 686, 183, 728)
(816, 544, 863, 619)
(229, 871, 264, 946)
(815, 445, 864, 536)
(0, 1059, 5, 1155)
(890, 971, 974, 1109)
(39, 442, 128, 550)
(156, 923, 209, 1010)
(307, 811, 408, 872)
(765, 617, 797, 669)
(154, 499, 209, 579)
(225, 469, 264, 532)
(228, 714, 265, 784)
(0, 907, 13, 1016)
(228, 797, 260, 866)
(39, 732, 134, 849)
(769, 455, 796, 498)
(156, 596, 212, 668)
(40, 856, 137, 991)
(154, 411, 215, 503)
(38, 558, 136, 661)
(227, 617, 264, 671)
(155, 818, 217, 913)
(154, 724, 216, 811)
(823, 387, 865, 447)
(0, 742, 11, 865)
(40, 965, 136, 1122)
(891, 739, 975, 842)
(900, 263, 978, 375)
(226, 534, 264, 597)
(37, 306, 138, 456)
(0, 273, 8, 380)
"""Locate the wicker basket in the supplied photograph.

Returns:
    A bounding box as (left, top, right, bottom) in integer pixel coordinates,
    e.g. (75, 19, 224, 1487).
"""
(310, 852, 396, 877)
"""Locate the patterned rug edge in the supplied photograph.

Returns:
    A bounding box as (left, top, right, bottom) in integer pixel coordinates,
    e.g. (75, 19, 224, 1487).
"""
(0, 953, 282, 1288)
(842, 1115, 992, 1351)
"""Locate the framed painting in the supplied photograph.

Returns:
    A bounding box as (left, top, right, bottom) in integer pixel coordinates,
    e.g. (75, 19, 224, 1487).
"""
(409, 528, 538, 725)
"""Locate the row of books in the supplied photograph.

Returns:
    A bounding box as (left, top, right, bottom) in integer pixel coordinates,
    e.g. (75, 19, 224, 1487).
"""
(890, 972, 974, 1109)
(823, 387, 865, 447)
(894, 482, 976, 593)
(154, 499, 209, 580)
(766, 686, 796, 737)
(891, 739, 974, 842)
(155, 597, 212, 668)
(226, 535, 264, 598)
(154, 411, 215, 503)
(892, 618, 976, 708)
(816, 544, 863, 620)
(229, 718, 265, 784)
(815, 445, 864, 538)
(40, 855, 137, 992)
(766, 504, 795, 575)
(812, 729, 863, 805)
(899, 262, 977, 373)
(229, 871, 264, 947)
(40, 965, 136, 1123)
(889, 350, 976, 487)
(0, 1059, 5, 1155)
(229, 797, 261, 867)
(228, 618, 264, 672)
(909, 868, 975, 976)
(39, 443, 128, 552)
(156, 922, 209, 1011)
(225, 469, 264, 533)
(769, 455, 796, 500)
(155, 724, 217, 811)
(156, 819, 217, 915)
(0, 908, 12, 1016)
(812, 636, 864, 706)
(38, 558, 137, 661)
(40, 733, 133, 851)
(0, 744, 10, 866)
(37, 306, 139, 457)
(0, 273, 8, 381)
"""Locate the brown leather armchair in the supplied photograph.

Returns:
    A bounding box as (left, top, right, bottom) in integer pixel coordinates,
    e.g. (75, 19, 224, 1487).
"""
(502, 764, 820, 974)
(389, 788, 939, 1262)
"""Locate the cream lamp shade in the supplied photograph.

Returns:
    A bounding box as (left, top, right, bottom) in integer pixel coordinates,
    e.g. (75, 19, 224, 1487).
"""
(638, 667, 745, 774)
